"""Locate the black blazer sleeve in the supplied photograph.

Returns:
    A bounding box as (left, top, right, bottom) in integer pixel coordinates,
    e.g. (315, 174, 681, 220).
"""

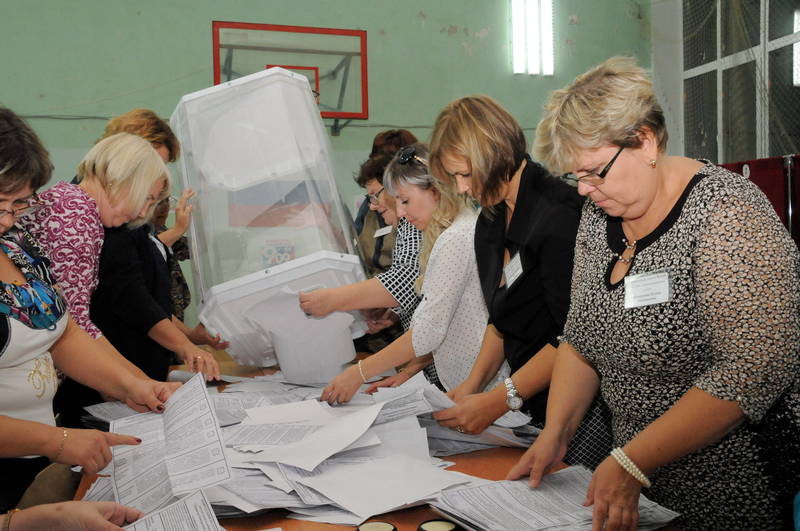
(94, 227, 170, 335)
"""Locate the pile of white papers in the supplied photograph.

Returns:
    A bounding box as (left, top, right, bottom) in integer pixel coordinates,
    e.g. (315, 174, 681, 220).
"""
(430, 466, 680, 530)
(89, 368, 548, 526)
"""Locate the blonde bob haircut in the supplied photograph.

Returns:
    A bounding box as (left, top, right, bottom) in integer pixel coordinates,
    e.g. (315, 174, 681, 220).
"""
(429, 95, 527, 208)
(100, 109, 181, 162)
(383, 143, 472, 292)
(534, 56, 668, 176)
(77, 132, 171, 228)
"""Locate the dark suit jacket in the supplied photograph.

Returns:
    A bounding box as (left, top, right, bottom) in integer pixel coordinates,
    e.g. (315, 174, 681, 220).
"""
(91, 224, 174, 380)
(475, 156, 584, 421)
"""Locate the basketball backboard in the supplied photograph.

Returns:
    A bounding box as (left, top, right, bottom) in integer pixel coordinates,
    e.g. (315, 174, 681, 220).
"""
(213, 21, 368, 120)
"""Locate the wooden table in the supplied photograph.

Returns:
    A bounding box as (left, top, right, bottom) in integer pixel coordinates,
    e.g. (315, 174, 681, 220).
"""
(77, 352, 532, 529)
(77, 447, 526, 530)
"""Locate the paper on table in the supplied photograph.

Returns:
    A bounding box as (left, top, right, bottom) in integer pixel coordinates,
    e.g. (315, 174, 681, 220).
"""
(244, 399, 336, 424)
(110, 374, 232, 513)
(419, 417, 531, 448)
(83, 401, 140, 423)
(123, 490, 220, 531)
(430, 467, 680, 531)
(82, 476, 115, 502)
(244, 402, 385, 470)
(168, 369, 248, 384)
(296, 453, 470, 521)
(336, 417, 429, 461)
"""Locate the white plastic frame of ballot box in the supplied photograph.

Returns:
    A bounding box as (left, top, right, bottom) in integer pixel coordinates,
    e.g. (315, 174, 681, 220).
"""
(170, 67, 368, 380)
(199, 250, 368, 383)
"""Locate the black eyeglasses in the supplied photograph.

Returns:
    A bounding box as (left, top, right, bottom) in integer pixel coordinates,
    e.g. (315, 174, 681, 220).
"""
(367, 187, 384, 205)
(397, 146, 427, 166)
(0, 192, 43, 219)
(563, 146, 624, 185)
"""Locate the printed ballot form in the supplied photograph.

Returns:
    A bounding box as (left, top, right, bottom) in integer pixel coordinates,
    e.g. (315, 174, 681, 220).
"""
(123, 490, 222, 531)
(110, 374, 232, 513)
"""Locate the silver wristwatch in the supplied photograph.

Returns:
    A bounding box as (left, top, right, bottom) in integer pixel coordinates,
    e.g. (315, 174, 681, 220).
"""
(504, 377, 524, 411)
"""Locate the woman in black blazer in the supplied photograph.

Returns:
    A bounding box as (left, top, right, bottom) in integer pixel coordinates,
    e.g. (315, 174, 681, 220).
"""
(429, 95, 610, 469)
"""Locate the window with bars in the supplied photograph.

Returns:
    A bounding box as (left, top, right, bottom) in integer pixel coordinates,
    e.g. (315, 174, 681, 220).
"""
(682, 0, 800, 163)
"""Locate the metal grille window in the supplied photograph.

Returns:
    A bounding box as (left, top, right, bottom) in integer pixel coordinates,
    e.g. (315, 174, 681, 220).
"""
(682, 0, 800, 163)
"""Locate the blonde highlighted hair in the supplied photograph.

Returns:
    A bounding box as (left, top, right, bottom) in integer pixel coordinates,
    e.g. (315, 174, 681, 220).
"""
(100, 108, 181, 162)
(383, 143, 471, 292)
(429, 95, 527, 208)
(534, 56, 668, 176)
(78, 133, 170, 228)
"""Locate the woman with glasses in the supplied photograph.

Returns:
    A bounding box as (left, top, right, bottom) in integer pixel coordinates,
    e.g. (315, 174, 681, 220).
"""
(320, 144, 510, 404)
(507, 57, 800, 530)
(0, 107, 177, 511)
(428, 95, 611, 470)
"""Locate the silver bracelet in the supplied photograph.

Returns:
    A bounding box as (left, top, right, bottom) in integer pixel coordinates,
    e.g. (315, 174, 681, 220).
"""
(357, 360, 368, 383)
(610, 447, 651, 488)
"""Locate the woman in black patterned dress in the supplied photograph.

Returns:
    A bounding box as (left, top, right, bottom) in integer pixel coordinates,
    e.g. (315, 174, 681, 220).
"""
(507, 56, 800, 530)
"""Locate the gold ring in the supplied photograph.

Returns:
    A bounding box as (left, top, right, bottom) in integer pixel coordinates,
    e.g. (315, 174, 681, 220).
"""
(456, 425, 464, 433)
(195, 356, 202, 360)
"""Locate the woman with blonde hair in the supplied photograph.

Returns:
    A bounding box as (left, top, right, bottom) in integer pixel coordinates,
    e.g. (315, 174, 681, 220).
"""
(428, 95, 611, 471)
(27, 133, 219, 427)
(321, 144, 510, 404)
(507, 56, 800, 530)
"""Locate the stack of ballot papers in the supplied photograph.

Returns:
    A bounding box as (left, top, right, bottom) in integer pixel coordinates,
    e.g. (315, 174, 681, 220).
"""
(430, 466, 680, 530)
(85, 370, 548, 526)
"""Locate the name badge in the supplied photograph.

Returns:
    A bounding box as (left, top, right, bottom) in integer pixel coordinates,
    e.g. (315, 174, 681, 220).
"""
(373, 225, 393, 238)
(624, 270, 671, 309)
(503, 253, 523, 287)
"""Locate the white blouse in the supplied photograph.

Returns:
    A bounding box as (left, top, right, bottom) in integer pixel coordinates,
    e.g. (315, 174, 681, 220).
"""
(411, 210, 510, 392)
(0, 313, 66, 428)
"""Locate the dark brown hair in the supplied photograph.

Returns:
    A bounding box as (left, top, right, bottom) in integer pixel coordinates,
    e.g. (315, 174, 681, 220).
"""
(0, 107, 52, 193)
(369, 129, 418, 158)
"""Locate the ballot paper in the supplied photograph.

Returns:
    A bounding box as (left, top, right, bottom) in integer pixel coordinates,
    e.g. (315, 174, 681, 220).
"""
(82, 476, 115, 502)
(123, 490, 221, 531)
(84, 401, 140, 423)
(295, 454, 470, 521)
(110, 374, 232, 513)
(240, 402, 385, 470)
(168, 369, 248, 384)
(244, 399, 336, 424)
(419, 416, 533, 448)
(430, 466, 680, 531)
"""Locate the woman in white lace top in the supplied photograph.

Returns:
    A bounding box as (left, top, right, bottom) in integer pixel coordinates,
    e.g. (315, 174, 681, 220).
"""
(321, 144, 510, 404)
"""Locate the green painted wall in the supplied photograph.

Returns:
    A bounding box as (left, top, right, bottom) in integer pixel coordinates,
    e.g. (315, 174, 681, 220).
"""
(1, 0, 650, 323)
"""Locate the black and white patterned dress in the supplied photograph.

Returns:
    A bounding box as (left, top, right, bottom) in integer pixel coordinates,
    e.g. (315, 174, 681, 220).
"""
(563, 163, 800, 530)
(376, 217, 422, 331)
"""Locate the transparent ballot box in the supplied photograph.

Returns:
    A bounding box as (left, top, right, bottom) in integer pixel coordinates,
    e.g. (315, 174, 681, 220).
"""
(171, 67, 366, 380)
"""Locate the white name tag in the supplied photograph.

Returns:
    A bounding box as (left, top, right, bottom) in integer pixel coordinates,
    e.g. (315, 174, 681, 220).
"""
(373, 225, 393, 238)
(503, 253, 523, 287)
(624, 270, 671, 309)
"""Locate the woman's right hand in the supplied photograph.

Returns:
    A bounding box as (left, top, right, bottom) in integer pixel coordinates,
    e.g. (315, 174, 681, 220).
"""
(179, 345, 221, 381)
(505, 428, 569, 487)
(172, 188, 195, 235)
(11, 501, 143, 531)
(51, 428, 141, 475)
(446, 378, 480, 403)
(298, 288, 338, 317)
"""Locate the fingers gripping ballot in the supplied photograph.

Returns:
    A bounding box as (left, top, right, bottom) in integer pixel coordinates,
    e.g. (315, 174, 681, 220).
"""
(53, 429, 141, 475)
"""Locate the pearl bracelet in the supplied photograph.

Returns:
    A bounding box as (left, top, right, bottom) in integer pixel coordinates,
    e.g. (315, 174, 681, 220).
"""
(610, 447, 651, 488)
(357, 360, 368, 383)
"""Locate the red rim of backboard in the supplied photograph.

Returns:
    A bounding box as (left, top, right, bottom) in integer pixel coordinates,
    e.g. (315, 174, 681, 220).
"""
(213, 21, 368, 120)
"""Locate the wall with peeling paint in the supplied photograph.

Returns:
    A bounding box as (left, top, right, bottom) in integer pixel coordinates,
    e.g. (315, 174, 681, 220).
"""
(1, 0, 651, 323)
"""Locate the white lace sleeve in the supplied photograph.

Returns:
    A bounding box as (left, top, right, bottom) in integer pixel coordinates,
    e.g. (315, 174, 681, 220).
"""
(693, 189, 800, 422)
